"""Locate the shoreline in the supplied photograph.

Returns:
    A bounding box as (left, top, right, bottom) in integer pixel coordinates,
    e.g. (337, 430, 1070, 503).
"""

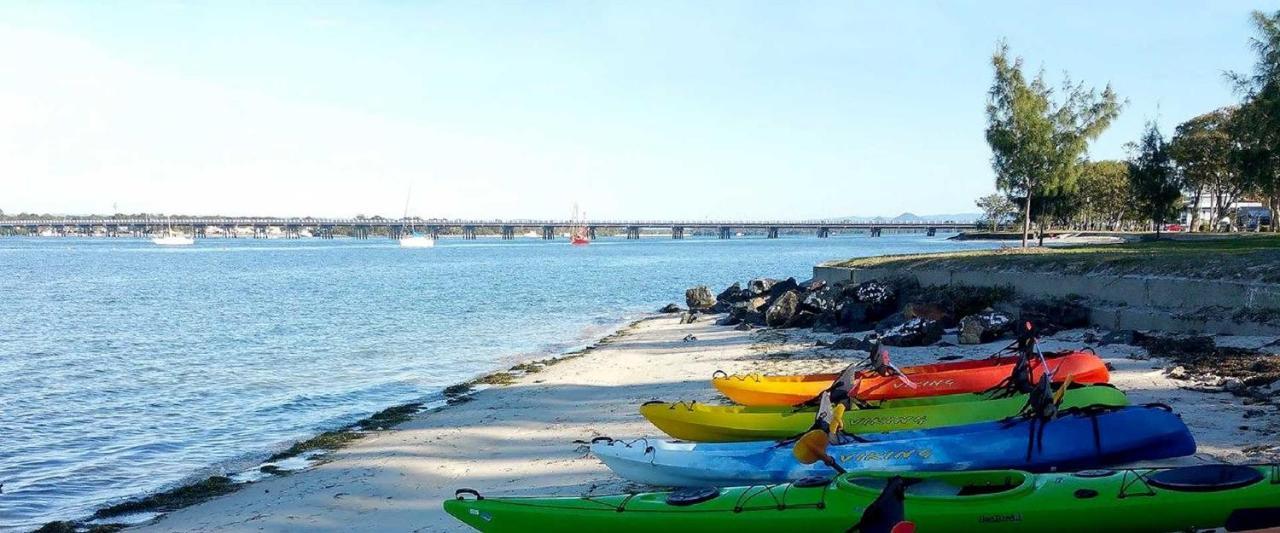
(94, 312, 1280, 532)
(39, 315, 657, 533)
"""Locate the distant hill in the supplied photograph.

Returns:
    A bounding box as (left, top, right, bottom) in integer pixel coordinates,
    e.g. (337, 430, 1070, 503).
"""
(831, 212, 983, 223)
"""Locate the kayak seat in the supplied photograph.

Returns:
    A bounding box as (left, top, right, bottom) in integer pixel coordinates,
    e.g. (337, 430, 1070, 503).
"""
(1147, 465, 1264, 492)
(956, 480, 1021, 497)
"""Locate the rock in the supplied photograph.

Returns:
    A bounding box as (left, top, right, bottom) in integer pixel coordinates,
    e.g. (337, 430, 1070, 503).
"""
(852, 280, 898, 321)
(715, 314, 741, 327)
(1019, 298, 1090, 332)
(957, 311, 1014, 344)
(734, 322, 753, 331)
(837, 302, 871, 331)
(747, 278, 778, 296)
(787, 310, 818, 329)
(716, 282, 745, 303)
(658, 303, 682, 314)
(812, 311, 839, 332)
(801, 286, 841, 314)
(765, 291, 800, 327)
(766, 277, 800, 300)
(1224, 377, 1247, 393)
(874, 312, 908, 333)
(799, 278, 827, 292)
(679, 312, 698, 324)
(685, 286, 717, 310)
(1101, 330, 1137, 345)
(815, 339, 831, 347)
(741, 311, 767, 327)
(1166, 365, 1189, 380)
(904, 302, 951, 323)
(827, 335, 876, 351)
(881, 318, 945, 347)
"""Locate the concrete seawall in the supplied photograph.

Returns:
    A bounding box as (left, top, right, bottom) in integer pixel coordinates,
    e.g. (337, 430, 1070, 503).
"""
(814, 263, 1280, 336)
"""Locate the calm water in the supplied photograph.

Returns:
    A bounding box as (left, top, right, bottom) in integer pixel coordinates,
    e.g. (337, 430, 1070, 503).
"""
(0, 234, 999, 529)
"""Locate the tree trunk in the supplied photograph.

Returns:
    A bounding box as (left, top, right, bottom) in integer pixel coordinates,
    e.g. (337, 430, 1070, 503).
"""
(1189, 185, 1203, 232)
(1020, 193, 1031, 248)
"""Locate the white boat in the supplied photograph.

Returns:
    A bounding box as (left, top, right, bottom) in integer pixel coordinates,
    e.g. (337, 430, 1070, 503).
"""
(398, 186, 436, 248)
(152, 233, 194, 246)
(152, 218, 194, 246)
(399, 233, 435, 248)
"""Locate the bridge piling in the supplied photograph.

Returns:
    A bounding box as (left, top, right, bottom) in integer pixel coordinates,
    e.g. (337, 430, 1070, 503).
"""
(672, 226, 683, 240)
(501, 226, 514, 240)
(717, 226, 731, 239)
(626, 226, 640, 239)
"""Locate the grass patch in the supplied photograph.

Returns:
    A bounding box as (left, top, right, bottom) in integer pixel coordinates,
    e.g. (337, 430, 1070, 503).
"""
(94, 476, 238, 518)
(830, 234, 1280, 283)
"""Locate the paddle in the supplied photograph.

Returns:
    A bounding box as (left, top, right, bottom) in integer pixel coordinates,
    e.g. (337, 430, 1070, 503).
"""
(792, 392, 848, 474)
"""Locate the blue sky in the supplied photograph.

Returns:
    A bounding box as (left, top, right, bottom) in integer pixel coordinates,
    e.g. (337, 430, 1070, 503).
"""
(1, 1, 1275, 219)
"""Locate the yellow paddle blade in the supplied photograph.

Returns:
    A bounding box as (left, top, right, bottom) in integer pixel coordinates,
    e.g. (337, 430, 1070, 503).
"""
(829, 403, 847, 441)
(1053, 375, 1074, 405)
(793, 429, 831, 465)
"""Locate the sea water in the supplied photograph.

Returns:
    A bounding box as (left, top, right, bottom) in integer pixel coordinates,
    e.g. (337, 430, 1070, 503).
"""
(0, 234, 1000, 529)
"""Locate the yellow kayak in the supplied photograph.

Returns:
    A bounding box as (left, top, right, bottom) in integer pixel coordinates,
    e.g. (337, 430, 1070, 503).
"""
(641, 385, 1129, 442)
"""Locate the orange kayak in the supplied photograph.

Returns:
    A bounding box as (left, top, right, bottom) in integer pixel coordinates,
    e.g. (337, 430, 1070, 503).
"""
(712, 351, 1110, 406)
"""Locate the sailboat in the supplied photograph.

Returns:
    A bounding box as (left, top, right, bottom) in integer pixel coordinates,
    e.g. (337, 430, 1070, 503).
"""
(570, 203, 590, 246)
(399, 186, 435, 248)
(152, 217, 194, 246)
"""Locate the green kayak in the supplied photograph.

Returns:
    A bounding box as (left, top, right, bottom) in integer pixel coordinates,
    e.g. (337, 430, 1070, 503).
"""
(641, 384, 1128, 442)
(445, 465, 1280, 532)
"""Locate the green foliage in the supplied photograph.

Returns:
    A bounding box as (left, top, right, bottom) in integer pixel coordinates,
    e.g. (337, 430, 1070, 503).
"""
(974, 194, 1016, 231)
(1228, 10, 1280, 231)
(985, 41, 1121, 246)
(1127, 122, 1183, 235)
(1170, 107, 1246, 229)
(1077, 160, 1131, 228)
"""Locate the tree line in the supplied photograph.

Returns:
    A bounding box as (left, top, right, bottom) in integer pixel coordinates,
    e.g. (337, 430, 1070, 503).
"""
(978, 10, 1280, 246)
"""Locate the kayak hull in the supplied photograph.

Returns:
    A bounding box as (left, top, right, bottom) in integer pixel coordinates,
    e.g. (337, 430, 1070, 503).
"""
(444, 465, 1280, 532)
(642, 385, 1129, 442)
(713, 351, 1110, 406)
(595, 406, 1194, 487)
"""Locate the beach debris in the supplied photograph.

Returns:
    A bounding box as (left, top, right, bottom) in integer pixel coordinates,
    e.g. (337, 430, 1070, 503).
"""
(1100, 329, 1137, 345)
(682, 334, 697, 342)
(658, 303, 682, 314)
(679, 312, 699, 324)
(958, 310, 1014, 344)
(1166, 366, 1189, 380)
(685, 285, 717, 310)
(734, 322, 752, 331)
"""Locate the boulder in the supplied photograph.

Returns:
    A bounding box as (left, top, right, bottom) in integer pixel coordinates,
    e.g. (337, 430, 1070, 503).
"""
(799, 278, 827, 292)
(881, 318, 946, 347)
(734, 322, 753, 331)
(957, 310, 1014, 344)
(716, 282, 745, 303)
(827, 335, 876, 351)
(715, 314, 741, 327)
(747, 278, 778, 296)
(765, 290, 800, 327)
(852, 280, 897, 321)
(874, 312, 908, 333)
(658, 303, 682, 314)
(685, 285, 717, 310)
(812, 312, 839, 332)
(904, 302, 952, 324)
(837, 302, 871, 331)
(741, 310, 767, 327)
(787, 310, 818, 329)
(801, 286, 841, 314)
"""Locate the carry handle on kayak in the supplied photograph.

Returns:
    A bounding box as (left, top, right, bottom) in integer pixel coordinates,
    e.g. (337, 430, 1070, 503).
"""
(455, 488, 484, 501)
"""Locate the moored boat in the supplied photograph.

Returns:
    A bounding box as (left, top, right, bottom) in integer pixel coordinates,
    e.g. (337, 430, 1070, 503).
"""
(444, 464, 1280, 532)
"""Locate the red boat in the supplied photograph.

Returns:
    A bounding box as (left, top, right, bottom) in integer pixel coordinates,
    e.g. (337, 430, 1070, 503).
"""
(570, 203, 590, 245)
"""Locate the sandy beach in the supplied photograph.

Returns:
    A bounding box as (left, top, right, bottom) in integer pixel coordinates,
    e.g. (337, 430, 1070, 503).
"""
(120, 314, 1279, 532)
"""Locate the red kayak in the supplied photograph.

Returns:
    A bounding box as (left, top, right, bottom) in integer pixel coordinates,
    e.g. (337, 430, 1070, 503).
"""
(713, 350, 1110, 406)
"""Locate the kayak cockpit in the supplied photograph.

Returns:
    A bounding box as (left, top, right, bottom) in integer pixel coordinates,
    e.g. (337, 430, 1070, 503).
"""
(839, 471, 1032, 500)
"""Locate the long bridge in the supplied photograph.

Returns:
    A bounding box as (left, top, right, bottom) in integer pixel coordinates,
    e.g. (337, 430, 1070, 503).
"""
(0, 217, 978, 240)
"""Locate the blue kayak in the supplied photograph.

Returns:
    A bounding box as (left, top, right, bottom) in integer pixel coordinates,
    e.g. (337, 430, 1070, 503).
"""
(591, 405, 1196, 487)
